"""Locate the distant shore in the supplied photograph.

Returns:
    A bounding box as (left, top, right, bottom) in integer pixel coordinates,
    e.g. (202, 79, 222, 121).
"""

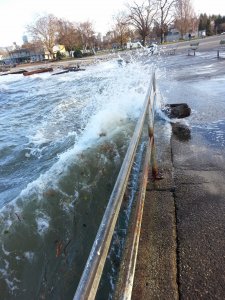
(8, 52, 119, 73)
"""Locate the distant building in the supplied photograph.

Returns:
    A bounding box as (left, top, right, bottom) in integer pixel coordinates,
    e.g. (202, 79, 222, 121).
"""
(22, 35, 28, 44)
(52, 44, 66, 55)
(166, 27, 199, 42)
(7, 44, 68, 64)
(166, 29, 180, 42)
(8, 47, 48, 63)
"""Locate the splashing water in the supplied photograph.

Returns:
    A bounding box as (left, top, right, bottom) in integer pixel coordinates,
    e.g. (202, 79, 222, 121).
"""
(0, 54, 159, 299)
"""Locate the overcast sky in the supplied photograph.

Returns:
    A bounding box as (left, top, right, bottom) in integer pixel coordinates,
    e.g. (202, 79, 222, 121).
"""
(0, 0, 225, 47)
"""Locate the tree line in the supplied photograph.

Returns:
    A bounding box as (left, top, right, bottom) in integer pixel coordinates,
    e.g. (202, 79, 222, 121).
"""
(199, 14, 225, 35)
(25, 16, 96, 58)
(22, 0, 225, 56)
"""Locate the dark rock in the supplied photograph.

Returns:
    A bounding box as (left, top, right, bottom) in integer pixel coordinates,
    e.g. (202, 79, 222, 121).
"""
(163, 103, 191, 119)
(172, 122, 191, 142)
(23, 67, 53, 76)
(62, 66, 85, 72)
(99, 132, 106, 137)
(10, 70, 27, 75)
(52, 69, 69, 76)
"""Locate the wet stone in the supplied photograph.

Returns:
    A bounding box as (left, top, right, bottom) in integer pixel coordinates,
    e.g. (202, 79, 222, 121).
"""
(163, 103, 191, 119)
(172, 122, 191, 142)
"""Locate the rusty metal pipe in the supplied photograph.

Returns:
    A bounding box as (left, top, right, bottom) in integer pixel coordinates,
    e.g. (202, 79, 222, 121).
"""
(117, 136, 153, 299)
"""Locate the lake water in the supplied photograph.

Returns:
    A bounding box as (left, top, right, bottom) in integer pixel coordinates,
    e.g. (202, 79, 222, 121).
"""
(0, 53, 158, 299)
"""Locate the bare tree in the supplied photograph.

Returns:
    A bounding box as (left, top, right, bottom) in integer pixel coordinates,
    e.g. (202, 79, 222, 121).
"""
(127, 0, 158, 46)
(77, 21, 95, 51)
(57, 19, 81, 51)
(113, 11, 131, 48)
(156, 0, 176, 43)
(26, 14, 58, 58)
(174, 0, 196, 39)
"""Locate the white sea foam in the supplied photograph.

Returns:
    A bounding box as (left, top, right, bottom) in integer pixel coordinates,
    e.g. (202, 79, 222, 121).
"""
(27, 96, 88, 147)
(26, 59, 150, 148)
(0, 74, 22, 85)
(0, 83, 9, 92)
(24, 251, 35, 263)
(0, 55, 168, 298)
(2, 244, 10, 256)
(36, 212, 50, 236)
(0, 259, 20, 292)
(0, 58, 156, 213)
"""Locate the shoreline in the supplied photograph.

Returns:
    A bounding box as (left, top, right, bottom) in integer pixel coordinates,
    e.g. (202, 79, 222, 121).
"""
(1, 52, 119, 74)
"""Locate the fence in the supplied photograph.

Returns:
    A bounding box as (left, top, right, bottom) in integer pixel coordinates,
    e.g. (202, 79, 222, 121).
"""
(73, 71, 158, 300)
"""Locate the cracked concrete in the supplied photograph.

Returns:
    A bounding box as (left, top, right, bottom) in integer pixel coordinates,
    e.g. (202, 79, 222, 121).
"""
(132, 120, 178, 300)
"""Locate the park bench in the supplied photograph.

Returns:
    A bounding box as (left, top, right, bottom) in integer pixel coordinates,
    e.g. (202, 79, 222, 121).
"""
(188, 41, 199, 56)
(217, 39, 225, 58)
(161, 45, 177, 55)
(168, 45, 178, 55)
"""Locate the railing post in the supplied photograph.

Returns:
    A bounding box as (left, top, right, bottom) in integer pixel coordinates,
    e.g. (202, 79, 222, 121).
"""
(151, 136, 158, 179)
(152, 72, 156, 93)
(147, 73, 159, 180)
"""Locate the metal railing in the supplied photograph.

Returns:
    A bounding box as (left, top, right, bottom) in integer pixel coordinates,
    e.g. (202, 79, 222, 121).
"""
(73, 71, 158, 300)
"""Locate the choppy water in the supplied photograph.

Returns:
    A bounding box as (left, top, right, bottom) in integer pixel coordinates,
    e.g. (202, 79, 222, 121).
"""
(0, 54, 159, 299)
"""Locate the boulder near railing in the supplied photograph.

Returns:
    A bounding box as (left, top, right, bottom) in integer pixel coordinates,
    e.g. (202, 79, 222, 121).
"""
(73, 71, 158, 300)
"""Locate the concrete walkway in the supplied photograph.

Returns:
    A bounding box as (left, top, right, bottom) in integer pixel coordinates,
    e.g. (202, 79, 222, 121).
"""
(132, 122, 178, 300)
(132, 119, 225, 299)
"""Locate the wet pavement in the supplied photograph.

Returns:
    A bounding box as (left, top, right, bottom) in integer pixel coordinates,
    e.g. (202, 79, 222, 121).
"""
(172, 129, 225, 299)
(132, 42, 225, 299)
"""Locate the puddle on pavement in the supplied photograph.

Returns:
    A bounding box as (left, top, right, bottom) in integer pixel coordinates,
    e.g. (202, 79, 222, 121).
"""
(193, 120, 225, 149)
